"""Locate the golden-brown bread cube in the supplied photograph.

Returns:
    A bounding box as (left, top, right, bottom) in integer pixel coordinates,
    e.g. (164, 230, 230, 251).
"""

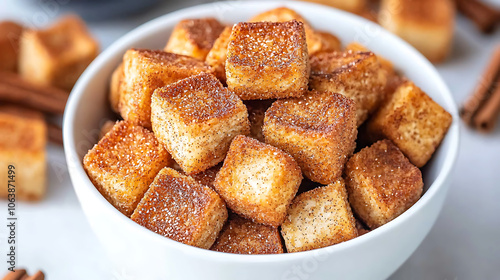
(165, 18, 226, 61)
(244, 99, 275, 142)
(131, 167, 227, 249)
(213, 135, 302, 227)
(205, 26, 232, 83)
(226, 20, 310, 100)
(151, 73, 249, 174)
(83, 121, 171, 216)
(0, 106, 46, 201)
(119, 49, 212, 128)
(211, 213, 284, 254)
(249, 7, 322, 55)
(281, 179, 358, 253)
(18, 15, 99, 90)
(309, 51, 387, 126)
(109, 62, 123, 113)
(189, 164, 221, 189)
(367, 81, 452, 167)
(263, 91, 357, 184)
(345, 42, 394, 76)
(316, 31, 342, 54)
(0, 21, 23, 72)
(379, 0, 455, 63)
(301, 0, 367, 14)
(344, 140, 423, 229)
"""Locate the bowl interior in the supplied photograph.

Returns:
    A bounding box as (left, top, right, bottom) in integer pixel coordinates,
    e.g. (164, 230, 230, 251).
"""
(64, 0, 459, 260)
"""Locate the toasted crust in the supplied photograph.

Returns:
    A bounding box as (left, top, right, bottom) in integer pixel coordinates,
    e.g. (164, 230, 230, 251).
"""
(379, 0, 455, 63)
(151, 73, 250, 174)
(119, 49, 212, 128)
(281, 179, 358, 253)
(205, 26, 232, 83)
(316, 31, 342, 54)
(345, 42, 394, 76)
(211, 214, 284, 254)
(309, 51, 387, 126)
(165, 18, 226, 60)
(367, 81, 452, 167)
(0, 21, 23, 72)
(344, 140, 423, 229)
(109, 62, 123, 113)
(213, 135, 302, 226)
(18, 15, 99, 90)
(189, 164, 221, 189)
(83, 121, 171, 216)
(249, 7, 322, 55)
(0, 106, 46, 201)
(263, 90, 357, 184)
(244, 99, 275, 142)
(131, 167, 228, 249)
(226, 20, 310, 100)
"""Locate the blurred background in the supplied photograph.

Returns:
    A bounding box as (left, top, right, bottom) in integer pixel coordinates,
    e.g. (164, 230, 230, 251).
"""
(0, 0, 499, 279)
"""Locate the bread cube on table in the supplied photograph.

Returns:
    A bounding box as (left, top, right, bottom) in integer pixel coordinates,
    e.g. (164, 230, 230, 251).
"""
(211, 214, 283, 254)
(226, 20, 310, 100)
(213, 135, 302, 227)
(19, 15, 98, 90)
(205, 26, 232, 83)
(151, 73, 249, 175)
(281, 179, 358, 253)
(83, 121, 171, 216)
(379, 0, 455, 63)
(0, 21, 23, 72)
(344, 140, 423, 229)
(165, 18, 226, 61)
(0, 106, 46, 201)
(263, 91, 357, 185)
(309, 51, 387, 126)
(119, 49, 212, 128)
(249, 7, 322, 55)
(131, 167, 227, 249)
(367, 81, 452, 167)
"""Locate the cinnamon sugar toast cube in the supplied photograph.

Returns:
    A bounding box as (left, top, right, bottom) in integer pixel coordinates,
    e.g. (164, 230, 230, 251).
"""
(119, 49, 212, 128)
(109, 62, 123, 113)
(249, 7, 322, 55)
(281, 179, 358, 253)
(189, 165, 221, 189)
(302, 0, 366, 14)
(345, 140, 423, 229)
(309, 51, 387, 126)
(379, 0, 455, 63)
(83, 121, 171, 216)
(0, 21, 23, 72)
(0, 106, 46, 201)
(19, 15, 98, 90)
(213, 135, 302, 227)
(244, 99, 275, 142)
(165, 18, 226, 61)
(131, 167, 227, 249)
(211, 214, 283, 254)
(205, 26, 232, 83)
(226, 20, 309, 100)
(345, 42, 394, 76)
(151, 73, 249, 174)
(316, 31, 342, 54)
(367, 81, 452, 167)
(262, 91, 357, 184)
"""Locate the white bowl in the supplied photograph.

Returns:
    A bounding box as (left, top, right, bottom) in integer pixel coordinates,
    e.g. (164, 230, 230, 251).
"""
(63, 1, 460, 279)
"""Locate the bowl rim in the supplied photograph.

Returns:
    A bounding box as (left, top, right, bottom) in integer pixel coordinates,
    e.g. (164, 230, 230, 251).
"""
(63, 0, 460, 263)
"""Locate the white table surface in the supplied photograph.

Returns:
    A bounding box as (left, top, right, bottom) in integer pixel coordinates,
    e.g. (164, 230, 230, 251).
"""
(1, 0, 499, 279)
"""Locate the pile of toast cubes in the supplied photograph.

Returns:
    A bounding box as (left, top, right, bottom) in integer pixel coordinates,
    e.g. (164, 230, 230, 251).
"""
(0, 16, 98, 201)
(83, 7, 452, 254)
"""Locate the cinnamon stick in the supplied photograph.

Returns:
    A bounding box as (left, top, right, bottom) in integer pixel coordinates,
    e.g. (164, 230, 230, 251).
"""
(2, 269, 27, 280)
(460, 46, 500, 125)
(0, 71, 68, 115)
(473, 77, 500, 132)
(24, 271, 44, 280)
(455, 0, 500, 33)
